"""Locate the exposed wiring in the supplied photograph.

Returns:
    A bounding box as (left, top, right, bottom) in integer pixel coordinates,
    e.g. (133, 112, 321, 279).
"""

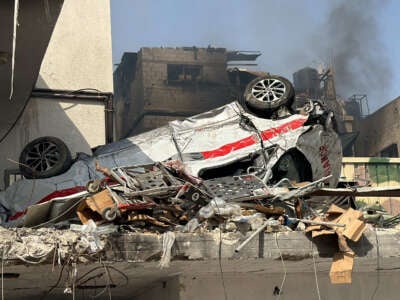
(72, 262, 77, 300)
(75, 265, 128, 288)
(40, 254, 70, 300)
(9, 0, 19, 100)
(70, 88, 104, 94)
(0, 98, 31, 145)
(311, 242, 321, 300)
(370, 227, 380, 300)
(103, 263, 113, 300)
(218, 225, 228, 300)
(1, 247, 5, 300)
(275, 233, 286, 300)
(0, 88, 111, 146)
(213, 200, 228, 300)
(239, 114, 270, 173)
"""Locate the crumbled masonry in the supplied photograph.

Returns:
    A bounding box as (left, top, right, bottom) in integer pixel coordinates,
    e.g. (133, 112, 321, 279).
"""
(2, 158, 395, 285)
(1, 100, 400, 298)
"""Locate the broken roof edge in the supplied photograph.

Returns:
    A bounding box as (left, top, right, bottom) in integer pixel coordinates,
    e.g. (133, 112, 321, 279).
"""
(116, 47, 261, 61)
(0, 226, 398, 266)
(138, 46, 227, 52)
(226, 51, 262, 61)
(227, 67, 268, 78)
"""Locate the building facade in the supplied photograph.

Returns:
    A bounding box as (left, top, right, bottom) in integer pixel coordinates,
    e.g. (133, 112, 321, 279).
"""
(113, 47, 260, 139)
(354, 96, 400, 157)
(0, 0, 113, 189)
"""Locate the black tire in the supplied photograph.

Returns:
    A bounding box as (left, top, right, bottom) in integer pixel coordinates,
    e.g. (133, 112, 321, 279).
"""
(244, 75, 295, 113)
(19, 136, 72, 179)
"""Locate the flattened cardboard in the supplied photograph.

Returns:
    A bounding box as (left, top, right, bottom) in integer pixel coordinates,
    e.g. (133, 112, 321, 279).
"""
(311, 229, 336, 238)
(343, 219, 366, 242)
(305, 216, 323, 232)
(329, 252, 354, 284)
(335, 208, 365, 242)
(326, 204, 346, 215)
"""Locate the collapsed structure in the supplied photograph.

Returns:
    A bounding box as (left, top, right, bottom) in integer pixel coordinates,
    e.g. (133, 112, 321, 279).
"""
(1, 1, 400, 299)
(1, 73, 400, 299)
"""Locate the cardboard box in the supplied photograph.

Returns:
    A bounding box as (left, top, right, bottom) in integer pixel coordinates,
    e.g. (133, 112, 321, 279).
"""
(335, 208, 365, 242)
(77, 190, 115, 224)
(329, 252, 354, 284)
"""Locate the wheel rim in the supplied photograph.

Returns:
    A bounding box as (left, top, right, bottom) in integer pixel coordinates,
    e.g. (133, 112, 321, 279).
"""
(251, 78, 286, 103)
(23, 141, 61, 172)
(104, 208, 117, 221)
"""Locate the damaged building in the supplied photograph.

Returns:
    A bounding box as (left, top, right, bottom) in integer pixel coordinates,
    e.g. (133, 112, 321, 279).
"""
(0, 1, 400, 300)
(0, 0, 113, 190)
(113, 47, 260, 139)
(354, 96, 400, 157)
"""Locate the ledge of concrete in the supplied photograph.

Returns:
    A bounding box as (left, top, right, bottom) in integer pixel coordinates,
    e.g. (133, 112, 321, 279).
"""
(104, 228, 399, 263)
(1, 228, 400, 299)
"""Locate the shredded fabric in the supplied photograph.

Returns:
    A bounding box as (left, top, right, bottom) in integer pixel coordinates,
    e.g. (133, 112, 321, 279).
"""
(159, 231, 175, 269)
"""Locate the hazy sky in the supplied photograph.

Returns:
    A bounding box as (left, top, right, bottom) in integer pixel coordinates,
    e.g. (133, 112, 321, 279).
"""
(110, 0, 399, 112)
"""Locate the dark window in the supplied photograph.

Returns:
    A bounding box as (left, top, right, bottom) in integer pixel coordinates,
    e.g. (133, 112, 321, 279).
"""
(167, 64, 202, 83)
(380, 143, 399, 157)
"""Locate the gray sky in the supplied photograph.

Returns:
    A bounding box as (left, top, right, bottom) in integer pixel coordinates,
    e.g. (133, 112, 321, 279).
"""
(111, 0, 400, 112)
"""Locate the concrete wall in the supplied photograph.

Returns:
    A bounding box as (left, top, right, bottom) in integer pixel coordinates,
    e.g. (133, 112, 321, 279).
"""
(355, 97, 400, 157)
(36, 0, 113, 92)
(0, 0, 113, 189)
(177, 271, 399, 300)
(0, 0, 64, 143)
(3, 229, 400, 299)
(134, 276, 181, 300)
(136, 115, 185, 133)
(141, 47, 230, 115)
(341, 157, 400, 214)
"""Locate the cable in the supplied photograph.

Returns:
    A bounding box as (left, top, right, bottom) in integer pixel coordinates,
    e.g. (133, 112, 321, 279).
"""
(311, 242, 321, 300)
(1, 247, 5, 300)
(274, 233, 286, 300)
(218, 226, 228, 300)
(76, 265, 128, 288)
(9, 0, 19, 100)
(1, 87, 110, 146)
(102, 263, 112, 300)
(40, 255, 70, 300)
(370, 227, 380, 300)
(213, 200, 228, 300)
(0, 84, 32, 146)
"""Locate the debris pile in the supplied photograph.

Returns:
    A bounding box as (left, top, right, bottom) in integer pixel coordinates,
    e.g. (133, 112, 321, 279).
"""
(2, 158, 397, 287)
(28, 160, 338, 236)
(306, 204, 367, 284)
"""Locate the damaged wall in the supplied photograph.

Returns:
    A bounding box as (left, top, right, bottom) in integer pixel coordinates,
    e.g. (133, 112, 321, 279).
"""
(354, 96, 400, 157)
(0, 0, 113, 189)
(341, 157, 400, 215)
(114, 47, 232, 139)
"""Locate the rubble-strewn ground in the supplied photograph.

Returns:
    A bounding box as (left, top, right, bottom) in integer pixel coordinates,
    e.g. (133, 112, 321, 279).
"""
(1, 227, 400, 299)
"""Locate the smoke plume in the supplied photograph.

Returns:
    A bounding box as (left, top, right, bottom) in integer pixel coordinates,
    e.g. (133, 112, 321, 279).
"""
(314, 0, 391, 108)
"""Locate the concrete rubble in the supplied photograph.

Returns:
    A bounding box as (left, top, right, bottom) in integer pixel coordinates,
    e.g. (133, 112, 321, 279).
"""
(0, 153, 397, 294)
(0, 81, 399, 298)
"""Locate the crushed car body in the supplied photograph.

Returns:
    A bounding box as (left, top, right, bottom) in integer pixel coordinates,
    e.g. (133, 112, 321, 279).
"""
(0, 99, 342, 226)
